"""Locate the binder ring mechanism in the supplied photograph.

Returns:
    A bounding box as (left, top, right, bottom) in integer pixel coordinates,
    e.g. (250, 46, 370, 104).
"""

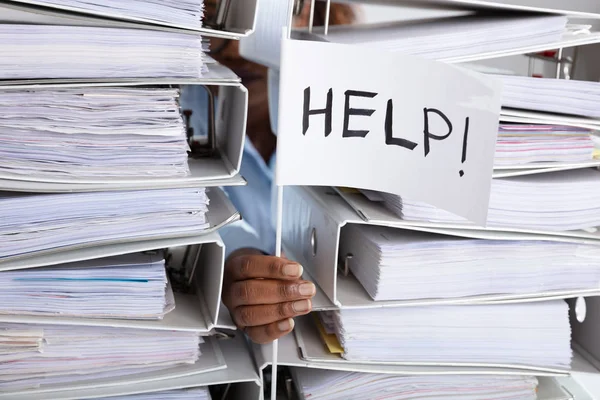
(205, 0, 232, 30)
(339, 254, 353, 277)
(182, 86, 218, 158)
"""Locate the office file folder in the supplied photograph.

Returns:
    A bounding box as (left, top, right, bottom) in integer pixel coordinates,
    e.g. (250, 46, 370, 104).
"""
(493, 124, 600, 178)
(339, 224, 600, 303)
(0, 252, 174, 319)
(0, 0, 258, 38)
(0, 68, 248, 192)
(252, 316, 579, 400)
(317, 302, 572, 373)
(0, 24, 209, 80)
(336, 0, 600, 20)
(292, 368, 543, 400)
(296, 14, 600, 65)
(282, 185, 600, 309)
(497, 75, 600, 119)
(0, 232, 227, 334)
(99, 388, 211, 400)
(340, 169, 600, 232)
(0, 332, 261, 400)
(0, 188, 212, 259)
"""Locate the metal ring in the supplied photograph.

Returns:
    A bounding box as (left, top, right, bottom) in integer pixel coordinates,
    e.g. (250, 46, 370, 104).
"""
(293, 0, 305, 16)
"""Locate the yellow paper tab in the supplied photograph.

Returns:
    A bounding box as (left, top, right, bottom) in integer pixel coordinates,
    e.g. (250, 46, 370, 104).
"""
(314, 315, 344, 354)
(337, 187, 361, 194)
(593, 149, 600, 159)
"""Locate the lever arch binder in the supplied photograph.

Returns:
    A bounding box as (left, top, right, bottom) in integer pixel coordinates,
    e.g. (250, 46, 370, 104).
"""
(0, 336, 227, 399)
(0, 187, 238, 273)
(0, 231, 227, 334)
(335, 0, 600, 20)
(0, 0, 258, 39)
(0, 65, 248, 192)
(298, 14, 600, 65)
(0, 332, 262, 400)
(290, 368, 569, 400)
(281, 185, 600, 309)
(252, 316, 576, 400)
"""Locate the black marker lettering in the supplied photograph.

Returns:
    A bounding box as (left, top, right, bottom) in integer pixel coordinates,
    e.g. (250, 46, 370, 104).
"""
(423, 108, 453, 157)
(459, 116, 470, 177)
(342, 90, 377, 138)
(385, 99, 418, 150)
(302, 87, 333, 137)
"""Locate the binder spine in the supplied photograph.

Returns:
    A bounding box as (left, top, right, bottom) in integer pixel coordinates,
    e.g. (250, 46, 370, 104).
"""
(283, 186, 343, 306)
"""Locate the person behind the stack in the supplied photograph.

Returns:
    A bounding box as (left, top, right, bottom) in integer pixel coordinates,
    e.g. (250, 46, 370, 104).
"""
(187, 1, 357, 344)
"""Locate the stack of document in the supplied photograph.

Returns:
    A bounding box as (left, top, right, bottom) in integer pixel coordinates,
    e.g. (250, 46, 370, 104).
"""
(379, 168, 600, 231)
(313, 14, 568, 61)
(102, 388, 211, 400)
(0, 323, 202, 391)
(13, 0, 206, 30)
(293, 368, 538, 400)
(0, 88, 191, 180)
(0, 252, 173, 319)
(495, 124, 597, 166)
(320, 301, 572, 369)
(341, 224, 600, 301)
(497, 74, 600, 119)
(0, 25, 207, 80)
(0, 188, 210, 259)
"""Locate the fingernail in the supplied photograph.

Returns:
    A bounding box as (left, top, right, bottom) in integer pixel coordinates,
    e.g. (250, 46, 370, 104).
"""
(292, 299, 311, 313)
(299, 282, 316, 296)
(278, 318, 295, 332)
(283, 263, 303, 277)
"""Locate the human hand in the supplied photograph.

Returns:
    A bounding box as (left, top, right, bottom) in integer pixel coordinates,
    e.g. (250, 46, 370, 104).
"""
(222, 249, 316, 344)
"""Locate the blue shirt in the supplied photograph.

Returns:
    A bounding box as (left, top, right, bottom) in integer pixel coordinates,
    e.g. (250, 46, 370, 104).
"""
(180, 84, 277, 257)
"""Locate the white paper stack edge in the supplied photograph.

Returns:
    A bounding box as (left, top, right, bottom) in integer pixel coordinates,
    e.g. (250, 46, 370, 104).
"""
(0, 1, 252, 399)
(284, 3, 600, 400)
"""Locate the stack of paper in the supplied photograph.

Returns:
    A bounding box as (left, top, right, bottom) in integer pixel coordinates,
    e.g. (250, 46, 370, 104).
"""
(495, 124, 596, 166)
(0, 25, 207, 80)
(0, 188, 210, 259)
(379, 168, 600, 231)
(13, 0, 206, 30)
(313, 14, 568, 61)
(0, 252, 173, 319)
(340, 224, 600, 301)
(293, 368, 538, 400)
(497, 74, 600, 119)
(0, 323, 202, 391)
(0, 88, 191, 180)
(320, 301, 572, 369)
(101, 388, 211, 400)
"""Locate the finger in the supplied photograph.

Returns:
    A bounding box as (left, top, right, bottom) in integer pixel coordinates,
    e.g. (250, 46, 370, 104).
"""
(225, 279, 316, 308)
(226, 255, 303, 282)
(233, 299, 312, 328)
(245, 318, 296, 345)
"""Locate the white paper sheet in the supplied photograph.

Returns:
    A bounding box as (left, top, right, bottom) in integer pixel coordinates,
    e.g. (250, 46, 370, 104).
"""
(313, 14, 567, 62)
(341, 224, 600, 302)
(322, 301, 571, 370)
(0, 323, 203, 391)
(10, 0, 205, 30)
(379, 168, 600, 231)
(0, 25, 207, 80)
(496, 75, 600, 119)
(99, 387, 211, 400)
(0, 252, 174, 319)
(0, 188, 210, 259)
(276, 38, 502, 226)
(293, 368, 538, 400)
(0, 87, 191, 179)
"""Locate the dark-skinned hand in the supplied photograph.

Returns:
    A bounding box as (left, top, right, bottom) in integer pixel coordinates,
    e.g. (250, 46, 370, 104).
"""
(222, 248, 316, 344)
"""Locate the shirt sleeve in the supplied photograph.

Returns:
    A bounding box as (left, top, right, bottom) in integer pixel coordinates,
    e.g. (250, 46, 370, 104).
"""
(219, 218, 272, 259)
